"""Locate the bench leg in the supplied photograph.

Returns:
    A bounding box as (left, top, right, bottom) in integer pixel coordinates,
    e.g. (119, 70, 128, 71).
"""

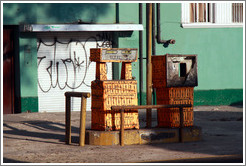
(120, 110, 125, 146)
(65, 96, 71, 144)
(79, 96, 87, 146)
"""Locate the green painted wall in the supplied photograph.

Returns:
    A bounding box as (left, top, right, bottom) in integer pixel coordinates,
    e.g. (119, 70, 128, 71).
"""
(3, 3, 243, 108)
(156, 3, 243, 91)
(3, 3, 116, 24)
(116, 3, 243, 105)
(19, 33, 39, 112)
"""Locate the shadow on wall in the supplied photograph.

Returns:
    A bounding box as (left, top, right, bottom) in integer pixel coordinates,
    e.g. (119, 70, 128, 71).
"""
(3, 3, 112, 24)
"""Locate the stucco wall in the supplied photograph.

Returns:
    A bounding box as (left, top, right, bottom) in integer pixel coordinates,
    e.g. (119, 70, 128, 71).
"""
(3, 3, 243, 107)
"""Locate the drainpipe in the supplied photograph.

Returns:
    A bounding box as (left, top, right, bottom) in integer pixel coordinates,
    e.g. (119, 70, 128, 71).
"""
(156, 3, 175, 45)
(146, 3, 152, 128)
(139, 3, 143, 105)
(152, 3, 156, 105)
(152, 3, 156, 56)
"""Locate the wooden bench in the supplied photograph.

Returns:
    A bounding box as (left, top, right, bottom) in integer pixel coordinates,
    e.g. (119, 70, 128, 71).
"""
(111, 104, 192, 146)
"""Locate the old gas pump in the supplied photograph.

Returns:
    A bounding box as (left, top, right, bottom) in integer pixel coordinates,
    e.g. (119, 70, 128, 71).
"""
(152, 54, 198, 128)
(90, 48, 139, 131)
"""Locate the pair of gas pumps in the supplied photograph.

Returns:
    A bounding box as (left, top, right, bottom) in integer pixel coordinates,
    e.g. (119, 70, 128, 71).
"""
(90, 48, 198, 131)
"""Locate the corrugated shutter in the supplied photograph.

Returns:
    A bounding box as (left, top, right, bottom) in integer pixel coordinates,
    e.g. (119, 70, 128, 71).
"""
(37, 32, 112, 112)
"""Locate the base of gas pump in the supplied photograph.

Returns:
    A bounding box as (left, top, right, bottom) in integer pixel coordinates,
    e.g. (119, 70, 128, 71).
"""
(85, 126, 202, 146)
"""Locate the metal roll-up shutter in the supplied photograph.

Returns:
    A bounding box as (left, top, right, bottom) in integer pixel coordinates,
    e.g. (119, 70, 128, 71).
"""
(37, 32, 112, 112)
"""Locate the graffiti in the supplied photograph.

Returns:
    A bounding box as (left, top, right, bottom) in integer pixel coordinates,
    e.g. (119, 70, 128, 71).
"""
(37, 33, 112, 93)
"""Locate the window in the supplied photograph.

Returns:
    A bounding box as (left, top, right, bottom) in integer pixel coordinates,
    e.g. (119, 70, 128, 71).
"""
(182, 2, 244, 28)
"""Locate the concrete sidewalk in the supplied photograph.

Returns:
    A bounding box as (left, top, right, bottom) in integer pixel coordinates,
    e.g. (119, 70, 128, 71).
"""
(2, 105, 244, 163)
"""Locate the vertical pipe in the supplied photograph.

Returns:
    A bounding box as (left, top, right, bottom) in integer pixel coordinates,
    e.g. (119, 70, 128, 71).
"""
(139, 3, 143, 105)
(65, 96, 71, 144)
(152, 4, 156, 56)
(116, 3, 119, 23)
(146, 3, 152, 128)
(152, 3, 156, 105)
(120, 109, 125, 146)
(79, 96, 87, 146)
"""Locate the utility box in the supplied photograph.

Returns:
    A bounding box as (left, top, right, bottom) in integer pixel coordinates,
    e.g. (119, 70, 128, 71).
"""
(152, 54, 198, 128)
(152, 54, 198, 88)
(90, 48, 139, 131)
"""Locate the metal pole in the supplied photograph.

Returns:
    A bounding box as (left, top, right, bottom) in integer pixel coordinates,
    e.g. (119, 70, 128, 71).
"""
(79, 96, 87, 146)
(146, 3, 153, 128)
(120, 109, 125, 146)
(65, 96, 71, 144)
(139, 3, 143, 105)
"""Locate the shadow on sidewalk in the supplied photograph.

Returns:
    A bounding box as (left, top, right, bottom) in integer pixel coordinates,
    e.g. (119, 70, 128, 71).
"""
(3, 108, 243, 160)
(3, 157, 30, 163)
(3, 120, 80, 144)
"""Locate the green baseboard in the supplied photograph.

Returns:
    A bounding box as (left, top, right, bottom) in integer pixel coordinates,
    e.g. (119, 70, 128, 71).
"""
(138, 89, 243, 106)
(194, 89, 243, 106)
(21, 97, 38, 113)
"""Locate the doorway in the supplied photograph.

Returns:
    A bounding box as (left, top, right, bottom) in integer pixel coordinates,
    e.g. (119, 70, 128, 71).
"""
(3, 27, 17, 114)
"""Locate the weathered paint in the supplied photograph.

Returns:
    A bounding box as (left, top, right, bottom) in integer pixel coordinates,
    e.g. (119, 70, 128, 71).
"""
(20, 97, 38, 113)
(85, 126, 201, 146)
(19, 33, 39, 113)
(194, 89, 243, 106)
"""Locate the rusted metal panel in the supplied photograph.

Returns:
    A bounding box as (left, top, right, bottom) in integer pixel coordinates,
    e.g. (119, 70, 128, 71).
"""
(90, 48, 138, 62)
(155, 87, 194, 100)
(111, 104, 192, 110)
(91, 80, 138, 110)
(91, 80, 139, 131)
(152, 56, 167, 88)
(155, 87, 194, 128)
(166, 54, 198, 87)
(152, 54, 198, 88)
(121, 62, 132, 80)
(91, 109, 139, 131)
(96, 62, 107, 80)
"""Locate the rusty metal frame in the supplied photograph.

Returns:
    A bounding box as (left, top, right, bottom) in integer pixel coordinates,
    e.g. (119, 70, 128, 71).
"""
(112, 104, 192, 146)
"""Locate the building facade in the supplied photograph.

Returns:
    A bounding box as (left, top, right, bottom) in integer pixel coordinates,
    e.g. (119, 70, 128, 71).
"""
(2, 3, 244, 114)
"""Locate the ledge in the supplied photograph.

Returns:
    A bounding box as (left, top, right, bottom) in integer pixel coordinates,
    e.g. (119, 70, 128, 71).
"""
(181, 23, 243, 28)
(20, 24, 144, 32)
